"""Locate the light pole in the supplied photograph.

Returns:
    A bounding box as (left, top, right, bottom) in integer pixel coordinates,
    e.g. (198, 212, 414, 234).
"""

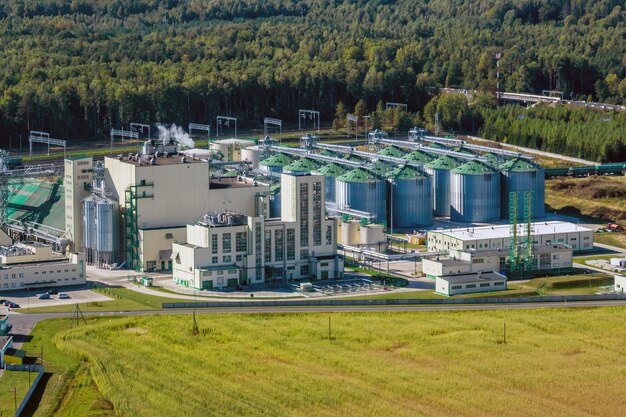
(363, 115, 370, 146)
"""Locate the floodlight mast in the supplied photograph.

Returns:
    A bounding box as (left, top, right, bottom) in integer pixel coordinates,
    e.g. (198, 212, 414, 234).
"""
(109, 129, 138, 152)
(216, 116, 238, 138)
(298, 109, 320, 133)
(130, 123, 151, 140)
(346, 114, 357, 140)
(28, 131, 67, 158)
(264, 117, 282, 143)
(385, 102, 408, 112)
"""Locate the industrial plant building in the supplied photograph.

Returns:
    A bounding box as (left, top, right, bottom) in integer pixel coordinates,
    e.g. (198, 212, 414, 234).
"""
(427, 221, 593, 253)
(435, 272, 507, 296)
(0, 242, 85, 291)
(172, 173, 343, 289)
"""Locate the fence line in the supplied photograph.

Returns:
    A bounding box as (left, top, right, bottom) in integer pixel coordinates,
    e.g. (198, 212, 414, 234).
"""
(6, 365, 45, 417)
(162, 293, 626, 309)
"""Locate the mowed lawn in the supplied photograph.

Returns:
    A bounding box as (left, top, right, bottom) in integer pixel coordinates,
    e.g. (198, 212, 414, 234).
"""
(53, 309, 626, 417)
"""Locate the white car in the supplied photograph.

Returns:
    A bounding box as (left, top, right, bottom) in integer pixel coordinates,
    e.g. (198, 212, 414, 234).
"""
(58, 293, 70, 299)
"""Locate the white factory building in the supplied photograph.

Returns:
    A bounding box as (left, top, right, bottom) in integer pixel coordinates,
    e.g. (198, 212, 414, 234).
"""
(0, 242, 85, 291)
(435, 272, 507, 296)
(427, 221, 593, 253)
(172, 173, 343, 289)
(423, 243, 573, 279)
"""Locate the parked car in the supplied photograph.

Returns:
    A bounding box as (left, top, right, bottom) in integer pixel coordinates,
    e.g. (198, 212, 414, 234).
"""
(7, 303, 19, 308)
(0, 299, 7, 304)
(58, 293, 70, 299)
(2, 300, 12, 306)
(37, 293, 51, 300)
(47, 289, 58, 295)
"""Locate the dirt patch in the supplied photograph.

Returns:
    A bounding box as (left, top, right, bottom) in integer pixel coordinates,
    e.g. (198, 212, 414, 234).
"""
(125, 327, 148, 334)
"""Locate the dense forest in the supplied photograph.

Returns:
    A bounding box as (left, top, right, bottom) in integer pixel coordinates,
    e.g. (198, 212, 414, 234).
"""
(0, 0, 624, 156)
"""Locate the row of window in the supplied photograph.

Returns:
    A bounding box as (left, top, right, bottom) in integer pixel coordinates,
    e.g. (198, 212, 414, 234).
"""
(2, 277, 78, 289)
(450, 281, 505, 290)
(33, 268, 76, 275)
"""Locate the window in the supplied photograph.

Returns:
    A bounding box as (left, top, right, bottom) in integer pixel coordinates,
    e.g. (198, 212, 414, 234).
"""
(212, 234, 218, 254)
(301, 265, 309, 276)
(222, 233, 232, 253)
(451, 285, 462, 290)
(313, 181, 322, 245)
(165, 233, 173, 239)
(465, 284, 476, 289)
(275, 229, 284, 262)
(553, 254, 560, 260)
(217, 270, 223, 276)
(320, 262, 329, 267)
(236, 232, 247, 252)
(494, 282, 504, 286)
(325, 225, 333, 246)
(265, 230, 272, 263)
(472, 258, 484, 264)
(217, 277, 224, 285)
(287, 229, 295, 260)
(223, 255, 232, 263)
(300, 183, 309, 247)
(300, 249, 309, 260)
(236, 255, 242, 262)
(480, 283, 490, 288)
(212, 256, 218, 264)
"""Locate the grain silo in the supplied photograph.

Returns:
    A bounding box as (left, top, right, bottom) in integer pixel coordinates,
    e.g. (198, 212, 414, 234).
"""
(312, 163, 347, 205)
(388, 165, 433, 228)
(424, 155, 460, 217)
(499, 158, 545, 220)
(259, 153, 294, 174)
(95, 196, 119, 266)
(336, 168, 387, 223)
(83, 195, 97, 262)
(450, 160, 501, 222)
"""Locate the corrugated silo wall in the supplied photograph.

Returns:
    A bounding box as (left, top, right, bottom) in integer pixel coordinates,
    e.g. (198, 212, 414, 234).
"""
(425, 168, 451, 217)
(336, 179, 387, 223)
(83, 198, 96, 250)
(95, 199, 119, 253)
(450, 172, 501, 222)
(500, 169, 546, 220)
(392, 177, 433, 228)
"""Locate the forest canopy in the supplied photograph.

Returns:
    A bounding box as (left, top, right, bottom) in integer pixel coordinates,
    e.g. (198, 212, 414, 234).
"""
(0, 0, 624, 151)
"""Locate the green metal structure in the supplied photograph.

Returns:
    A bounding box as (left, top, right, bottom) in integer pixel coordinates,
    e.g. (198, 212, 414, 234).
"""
(509, 191, 535, 273)
(125, 182, 154, 271)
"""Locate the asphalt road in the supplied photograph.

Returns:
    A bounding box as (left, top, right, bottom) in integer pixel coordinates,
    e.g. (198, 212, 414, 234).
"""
(9, 300, 626, 340)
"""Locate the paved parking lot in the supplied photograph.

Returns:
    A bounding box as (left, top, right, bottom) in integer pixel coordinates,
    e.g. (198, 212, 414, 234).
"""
(0, 286, 111, 312)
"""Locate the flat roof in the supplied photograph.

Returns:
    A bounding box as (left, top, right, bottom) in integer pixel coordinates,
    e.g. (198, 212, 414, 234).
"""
(106, 155, 204, 166)
(210, 178, 257, 189)
(437, 271, 506, 284)
(438, 258, 469, 267)
(433, 221, 591, 241)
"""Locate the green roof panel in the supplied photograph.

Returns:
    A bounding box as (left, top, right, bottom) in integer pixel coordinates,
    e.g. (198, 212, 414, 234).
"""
(389, 165, 429, 179)
(377, 146, 405, 157)
(284, 157, 320, 172)
(452, 159, 497, 175)
(499, 157, 540, 172)
(260, 153, 294, 167)
(314, 163, 347, 177)
(425, 155, 460, 170)
(405, 150, 434, 164)
(337, 168, 382, 183)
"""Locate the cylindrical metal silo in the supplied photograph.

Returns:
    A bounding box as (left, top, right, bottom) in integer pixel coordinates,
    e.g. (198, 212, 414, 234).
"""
(95, 196, 119, 266)
(259, 153, 294, 174)
(241, 145, 261, 170)
(336, 168, 387, 223)
(269, 183, 281, 218)
(500, 158, 545, 220)
(424, 155, 460, 217)
(450, 160, 501, 222)
(83, 195, 97, 250)
(389, 165, 433, 228)
(313, 163, 347, 205)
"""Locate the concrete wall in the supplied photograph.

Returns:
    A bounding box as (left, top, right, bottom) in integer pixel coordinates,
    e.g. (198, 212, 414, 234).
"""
(615, 275, 626, 293)
(436, 276, 507, 296)
(64, 156, 93, 251)
(139, 227, 186, 271)
(0, 252, 85, 292)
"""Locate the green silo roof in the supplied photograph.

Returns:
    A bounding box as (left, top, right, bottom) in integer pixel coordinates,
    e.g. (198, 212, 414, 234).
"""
(499, 157, 540, 172)
(315, 163, 347, 177)
(377, 146, 405, 157)
(370, 160, 392, 176)
(319, 149, 339, 157)
(260, 153, 294, 167)
(337, 167, 381, 183)
(405, 150, 434, 164)
(284, 157, 320, 172)
(270, 183, 281, 194)
(425, 155, 460, 170)
(452, 147, 476, 155)
(452, 159, 496, 175)
(389, 165, 429, 179)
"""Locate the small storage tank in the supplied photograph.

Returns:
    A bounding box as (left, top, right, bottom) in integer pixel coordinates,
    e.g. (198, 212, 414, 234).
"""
(388, 165, 433, 228)
(313, 163, 347, 204)
(336, 168, 387, 223)
(340, 220, 360, 245)
(241, 145, 261, 170)
(95, 196, 119, 254)
(404, 150, 434, 165)
(500, 158, 545, 220)
(424, 155, 460, 217)
(377, 145, 405, 158)
(259, 153, 294, 174)
(450, 160, 501, 222)
(269, 183, 281, 218)
(83, 195, 97, 251)
(283, 157, 320, 175)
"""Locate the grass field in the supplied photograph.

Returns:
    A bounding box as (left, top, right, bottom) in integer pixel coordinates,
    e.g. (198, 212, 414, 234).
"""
(0, 370, 31, 414)
(594, 232, 626, 250)
(37, 308, 626, 417)
(545, 176, 626, 223)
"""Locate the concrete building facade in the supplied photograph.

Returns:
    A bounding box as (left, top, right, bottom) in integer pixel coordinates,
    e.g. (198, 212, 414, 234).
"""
(64, 156, 93, 251)
(435, 272, 507, 296)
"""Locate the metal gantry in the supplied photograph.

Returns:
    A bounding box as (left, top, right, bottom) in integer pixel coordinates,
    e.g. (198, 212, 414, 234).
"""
(110, 129, 138, 152)
(130, 123, 151, 140)
(263, 117, 282, 143)
(188, 123, 211, 138)
(385, 102, 408, 112)
(508, 191, 535, 273)
(346, 114, 358, 139)
(298, 109, 320, 133)
(216, 116, 237, 138)
(29, 131, 67, 158)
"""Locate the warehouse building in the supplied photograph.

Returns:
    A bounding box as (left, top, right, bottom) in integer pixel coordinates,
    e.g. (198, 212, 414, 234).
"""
(435, 272, 508, 296)
(427, 221, 592, 253)
(615, 275, 626, 293)
(423, 243, 573, 279)
(0, 242, 85, 291)
(172, 172, 343, 289)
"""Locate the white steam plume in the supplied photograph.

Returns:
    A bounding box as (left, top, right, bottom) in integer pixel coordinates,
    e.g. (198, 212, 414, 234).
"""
(156, 123, 195, 149)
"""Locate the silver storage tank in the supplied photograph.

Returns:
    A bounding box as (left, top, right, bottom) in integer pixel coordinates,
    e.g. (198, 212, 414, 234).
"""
(269, 183, 281, 218)
(388, 165, 433, 228)
(450, 160, 501, 222)
(83, 195, 97, 250)
(95, 196, 119, 254)
(259, 153, 294, 174)
(241, 145, 261, 170)
(424, 155, 460, 217)
(312, 163, 347, 204)
(336, 168, 387, 223)
(500, 158, 545, 220)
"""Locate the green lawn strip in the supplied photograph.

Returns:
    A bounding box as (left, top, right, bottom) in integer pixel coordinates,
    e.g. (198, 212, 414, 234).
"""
(47, 309, 626, 417)
(148, 285, 305, 300)
(593, 233, 626, 250)
(0, 370, 31, 414)
(574, 254, 620, 265)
